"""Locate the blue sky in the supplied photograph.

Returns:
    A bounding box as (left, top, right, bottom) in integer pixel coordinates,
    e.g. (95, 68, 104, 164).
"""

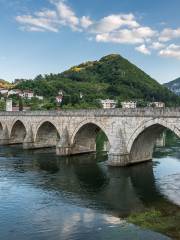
(0, 0, 180, 83)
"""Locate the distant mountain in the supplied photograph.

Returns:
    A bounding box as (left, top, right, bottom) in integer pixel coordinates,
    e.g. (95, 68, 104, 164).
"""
(15, 54, 180, 108)
(164, 78, 180, 96)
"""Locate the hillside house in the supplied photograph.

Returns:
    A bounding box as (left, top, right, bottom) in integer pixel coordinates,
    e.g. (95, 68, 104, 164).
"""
(0, 88, 8, 95)
(56, 95, 63, 103)
(121, 101, 137, 109)
(100, 99, 117, 109)
(23, 90, 34, 99)
(148, 102, 165, 108)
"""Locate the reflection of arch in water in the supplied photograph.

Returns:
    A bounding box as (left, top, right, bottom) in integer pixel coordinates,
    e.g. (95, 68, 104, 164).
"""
(71, 122, 110, 155)
(74, 156, 109, 192)
(35, 121, 60, 148)
(10, 120, 27, 144)
(35, 158, 59, 174)
(127, 119, 180, 164)
(128, 162, 162, 204)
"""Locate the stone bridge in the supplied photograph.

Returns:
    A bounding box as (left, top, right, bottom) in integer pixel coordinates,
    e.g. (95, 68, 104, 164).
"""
(0, 108, 179, 167)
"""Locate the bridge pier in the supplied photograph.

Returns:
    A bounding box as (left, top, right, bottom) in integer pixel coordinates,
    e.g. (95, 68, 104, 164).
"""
(107, 153, 130, 167)
(0, 126, 10, 145)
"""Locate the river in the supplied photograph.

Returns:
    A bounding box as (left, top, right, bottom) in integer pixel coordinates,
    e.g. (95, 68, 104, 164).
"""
(0, 135, 180, 240)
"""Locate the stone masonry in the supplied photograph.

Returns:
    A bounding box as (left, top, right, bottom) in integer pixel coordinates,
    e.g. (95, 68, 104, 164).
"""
(0, 108, 179, 167)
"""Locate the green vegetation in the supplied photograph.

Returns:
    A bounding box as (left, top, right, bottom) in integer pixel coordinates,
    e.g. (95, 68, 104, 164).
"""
(164, 77, 180, 96)
(0, 99, 5, 111)
(96, 131, 108, 152)
(127, 207, 180, 240)
(10, 54, 180, 109)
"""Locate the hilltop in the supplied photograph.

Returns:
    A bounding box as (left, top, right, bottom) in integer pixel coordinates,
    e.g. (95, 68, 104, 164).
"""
(14, 54, 180, 108)
(0, 79, 12, 89)
(164, 78, 180, 96)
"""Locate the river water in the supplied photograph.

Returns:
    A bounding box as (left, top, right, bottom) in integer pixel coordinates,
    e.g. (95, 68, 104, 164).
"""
(0, 140, 180, 240)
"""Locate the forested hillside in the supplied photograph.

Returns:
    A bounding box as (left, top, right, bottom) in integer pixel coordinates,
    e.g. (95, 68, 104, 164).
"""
(164, 78, 180, 96)
(14, 54, 180, 108)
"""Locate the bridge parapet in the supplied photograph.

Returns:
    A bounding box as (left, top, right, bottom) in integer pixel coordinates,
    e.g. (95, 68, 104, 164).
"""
(1, 107, 180, 117)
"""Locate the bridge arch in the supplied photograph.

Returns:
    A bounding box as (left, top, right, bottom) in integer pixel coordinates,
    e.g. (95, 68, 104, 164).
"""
(35, 121, 60, 148)
(127, 119, 180, 164)
(71, 121, 110, 154)
(10, 120, 27, 144)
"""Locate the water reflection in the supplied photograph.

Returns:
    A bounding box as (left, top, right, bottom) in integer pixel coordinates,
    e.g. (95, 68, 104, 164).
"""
(1, 146, 178, 215)
(0, 144, 179, 240)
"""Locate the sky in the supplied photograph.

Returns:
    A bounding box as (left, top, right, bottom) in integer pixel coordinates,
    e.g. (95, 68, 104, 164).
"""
(0, 0, 180, 84)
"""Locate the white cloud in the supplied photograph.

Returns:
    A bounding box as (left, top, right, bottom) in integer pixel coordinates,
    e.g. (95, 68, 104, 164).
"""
(54, 1, 80, 31)
(150, 41, 165, 50)
(89, 14, 139, 34)
(16, 14, 59, 32)
(159, 28, 180, 42)
(159, 44, 180, 59)
(15, 0, 180, 60)
(16, 0, 81, 32)
(35, 10, 57, 19)
(96, 27, 156, 45)
(80, 16, 93, 29)
(135, 44, 151, 55)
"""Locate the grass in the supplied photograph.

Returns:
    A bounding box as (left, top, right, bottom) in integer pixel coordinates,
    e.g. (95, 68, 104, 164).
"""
(127, 208, 180, 239)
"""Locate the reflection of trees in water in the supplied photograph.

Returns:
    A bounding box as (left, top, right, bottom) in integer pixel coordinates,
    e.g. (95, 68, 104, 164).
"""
(1, 145, 179, 218)
(128, 162, 162, 204)
(74, 162, 109, 193)
(154, 129, 180, 159)
(35, 158, 59, 174)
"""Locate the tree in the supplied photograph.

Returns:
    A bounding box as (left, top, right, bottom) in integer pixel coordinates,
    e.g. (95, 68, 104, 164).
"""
(19, 97, 23, 111)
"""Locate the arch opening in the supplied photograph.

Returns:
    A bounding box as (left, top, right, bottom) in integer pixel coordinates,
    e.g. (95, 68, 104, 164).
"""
(129, 123, 178, 164)
(10, 120, 26, 144)
(72, 123, 110, 155)
(35, 121, 60, 148)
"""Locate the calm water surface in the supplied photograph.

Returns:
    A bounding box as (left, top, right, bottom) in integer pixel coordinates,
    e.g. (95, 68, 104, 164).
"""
(0, 142, 180, 240)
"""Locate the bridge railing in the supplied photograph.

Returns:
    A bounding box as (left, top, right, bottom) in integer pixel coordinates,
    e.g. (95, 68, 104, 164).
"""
(0, 108, 180, 117)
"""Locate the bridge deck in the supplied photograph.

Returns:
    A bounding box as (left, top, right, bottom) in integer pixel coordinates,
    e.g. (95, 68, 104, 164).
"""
(0, 108, 180, 117)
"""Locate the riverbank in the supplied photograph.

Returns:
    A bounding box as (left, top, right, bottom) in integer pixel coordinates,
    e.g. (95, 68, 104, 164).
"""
(127, 204, 180, 239)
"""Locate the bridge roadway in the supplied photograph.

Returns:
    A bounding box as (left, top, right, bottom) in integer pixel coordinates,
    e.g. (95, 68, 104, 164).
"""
(0, 108, 179, 166)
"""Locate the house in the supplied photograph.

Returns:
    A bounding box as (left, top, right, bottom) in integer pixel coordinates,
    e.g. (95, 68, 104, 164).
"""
(8, 89, 22, 96)
(58, 90, 63, 96)
(148, 102, 165, 108)
(79, 92, 83, 99)
(6, 99, 12, 111)
(100, 99, 117, 109)
(0, 88, 8, 95)
(56, 95, 63, 103)
(121, 101, 137, 109)
(23, 90, 34, 99)
(35, 95, 44, 100)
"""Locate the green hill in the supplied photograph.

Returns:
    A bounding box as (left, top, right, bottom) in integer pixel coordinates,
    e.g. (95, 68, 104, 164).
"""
(164, 78, 180, 96)
(15, 54, 180, 108)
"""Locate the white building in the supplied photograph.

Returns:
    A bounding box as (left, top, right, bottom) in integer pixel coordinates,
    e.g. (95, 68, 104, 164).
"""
(100, 99, 117, 109)
(6, 99, 12, 111)
(56, 96, 63, 103)
(23, 90, 34, 99)
(0, 88, 8, 95)
(8, 89, 22, 96)
(148, 102, 165, 108)
(35, 95, 44, 100)
(121, 101, 137, 109)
